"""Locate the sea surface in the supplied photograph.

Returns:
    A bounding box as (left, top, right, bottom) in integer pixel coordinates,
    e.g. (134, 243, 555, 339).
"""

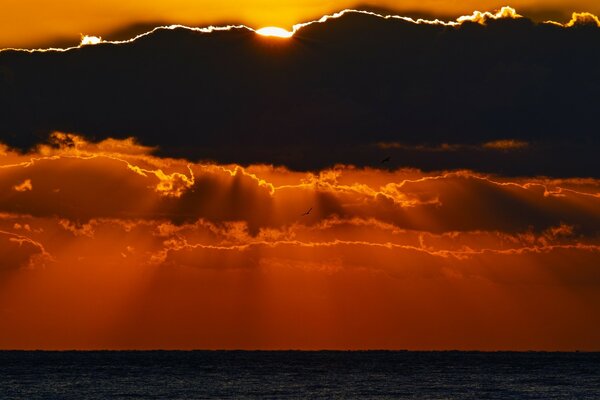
(1, 351, 599, 399)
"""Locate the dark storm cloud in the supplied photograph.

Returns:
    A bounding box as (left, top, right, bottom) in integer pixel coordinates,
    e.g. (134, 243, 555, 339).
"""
(0, 12, 599, 176)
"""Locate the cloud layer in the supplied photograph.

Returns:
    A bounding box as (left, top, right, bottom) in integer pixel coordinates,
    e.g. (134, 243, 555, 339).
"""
(1, 136, 599, 349)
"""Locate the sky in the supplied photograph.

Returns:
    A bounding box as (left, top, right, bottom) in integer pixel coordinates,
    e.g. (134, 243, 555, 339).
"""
(1, 3, 600, 350)
(1, 0, 599, 48)
(1, 134, 600, 350)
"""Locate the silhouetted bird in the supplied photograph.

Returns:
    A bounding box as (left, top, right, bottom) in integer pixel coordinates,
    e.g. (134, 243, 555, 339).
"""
(302, 207, 312, 216)
(381, 156, 391, 164)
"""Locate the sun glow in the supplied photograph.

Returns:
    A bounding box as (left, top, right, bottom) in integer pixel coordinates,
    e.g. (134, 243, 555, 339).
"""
(80, 34, 102, 45)
(255, 26, 293, 38)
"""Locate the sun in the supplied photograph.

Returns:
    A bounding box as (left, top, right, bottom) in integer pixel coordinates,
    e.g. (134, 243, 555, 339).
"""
(80, 34, 102, 45)
(255, 27, 294, 38)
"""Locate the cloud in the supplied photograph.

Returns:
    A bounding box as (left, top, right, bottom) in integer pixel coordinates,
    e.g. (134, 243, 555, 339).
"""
(13, 179, 32, 192)
(378, 139, 529, 152)
(1, 135, 599, 233)
(550, 12, 600, 27)
(0, 135, 599, 265)
(482, 139, 529, 150)
(456, 6, 522, 24)
(0, 11, 599, 175)
(0, 228, 52, 271)
(0, 137, 599, 349)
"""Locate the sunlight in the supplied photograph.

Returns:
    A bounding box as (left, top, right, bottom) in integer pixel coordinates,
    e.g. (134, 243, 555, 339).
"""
(80, 34, 102, 46)
(255, 26, 293, 38)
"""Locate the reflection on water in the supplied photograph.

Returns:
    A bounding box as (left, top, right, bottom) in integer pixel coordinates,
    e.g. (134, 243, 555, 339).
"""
(1, 351, 599, 399)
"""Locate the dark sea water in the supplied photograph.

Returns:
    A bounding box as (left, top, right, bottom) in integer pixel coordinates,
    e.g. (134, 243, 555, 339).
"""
(1, 351, 599, 399)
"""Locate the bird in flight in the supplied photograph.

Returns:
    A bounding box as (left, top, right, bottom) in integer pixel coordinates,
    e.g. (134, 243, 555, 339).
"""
(302, 207, 313, 216)
(381, 156, 391, 164)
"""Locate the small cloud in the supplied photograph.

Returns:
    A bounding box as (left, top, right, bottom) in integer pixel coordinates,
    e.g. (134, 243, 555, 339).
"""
(545, 12, 600, 28)
(378, 140, 529, 152)
(565, 12, 600, 27)
(13, 179, 32, 192)
(377, 142, 463, 152)
(482, 139, 529, 151)
(457, 6, 522, 25)
(13, 223, 32, 232)
(41, 132, 155, 156)
(59, 219, 95, 237)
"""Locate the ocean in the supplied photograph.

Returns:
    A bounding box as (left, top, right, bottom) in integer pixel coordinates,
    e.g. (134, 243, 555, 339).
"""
(1, 351, 599, 399)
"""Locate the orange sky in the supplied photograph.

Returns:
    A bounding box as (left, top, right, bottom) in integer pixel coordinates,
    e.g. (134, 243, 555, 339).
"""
(1, 0, 599, 48)
(2, 2, 600, 352)
(1, 134, 599, 350)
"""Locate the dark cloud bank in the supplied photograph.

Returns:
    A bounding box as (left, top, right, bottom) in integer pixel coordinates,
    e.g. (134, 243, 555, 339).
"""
(1, 13, 599, 176)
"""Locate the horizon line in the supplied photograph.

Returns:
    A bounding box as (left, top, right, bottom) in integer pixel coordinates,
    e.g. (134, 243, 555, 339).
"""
(1, 349, 598, 352)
